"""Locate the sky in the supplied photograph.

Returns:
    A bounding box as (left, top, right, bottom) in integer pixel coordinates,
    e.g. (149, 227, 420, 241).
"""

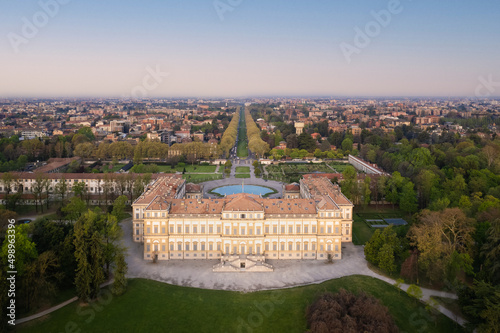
(0, 0, 499, 98)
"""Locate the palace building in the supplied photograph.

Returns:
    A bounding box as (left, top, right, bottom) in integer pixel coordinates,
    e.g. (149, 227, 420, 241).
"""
(132, 175, 354, 270)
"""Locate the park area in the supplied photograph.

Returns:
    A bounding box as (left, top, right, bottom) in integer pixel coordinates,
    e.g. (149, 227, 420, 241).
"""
(18, 277, 462, 333)
(352, 207, 408, 245)
(264, 162, 349, 183)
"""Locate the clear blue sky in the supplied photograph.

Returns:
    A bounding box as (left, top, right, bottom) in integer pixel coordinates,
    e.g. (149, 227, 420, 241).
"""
(1, 0, 499, 97)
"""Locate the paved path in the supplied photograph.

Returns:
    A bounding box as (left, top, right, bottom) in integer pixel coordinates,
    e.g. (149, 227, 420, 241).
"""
(16, 280, 114, 325)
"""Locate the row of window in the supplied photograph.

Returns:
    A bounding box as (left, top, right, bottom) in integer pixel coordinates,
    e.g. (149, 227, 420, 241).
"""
(140, 212, 351, 219)
(146, 242, 340, 253)
(141, 225, 350, 236)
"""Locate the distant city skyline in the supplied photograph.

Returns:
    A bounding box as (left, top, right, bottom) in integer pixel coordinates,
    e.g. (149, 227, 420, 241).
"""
(1, 0, 499, 98)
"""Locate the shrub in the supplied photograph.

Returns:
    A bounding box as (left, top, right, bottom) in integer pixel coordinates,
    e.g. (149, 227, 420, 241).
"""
(307, 289, 398, 333)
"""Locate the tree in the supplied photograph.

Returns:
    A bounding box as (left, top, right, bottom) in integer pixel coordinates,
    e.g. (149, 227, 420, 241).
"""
(1, 224, 37, 276)
(55, 177, 69, 207)
(307, 290, 398, 333)
(481, 219, 500, 284)
(286, 134, 298, 149)
(112, 195, 128, 222)
(400, 181, 418, 215)
(409, 208, 475, 284)
(459, 280, 500, 333)
(407, 284, 423, 303)
(341, 138, 353, 152)
(297, 132, 317, 152)
(72, 181, 87, 200)
(62, 197, 87, 222)
(362, 176, 372, 206)
(74, 210, 105, 301)
(74, 142, 94, 160)
(32, 172, 48, 213)
(364, 226, 403, 274)
(112, 251, 128, 296)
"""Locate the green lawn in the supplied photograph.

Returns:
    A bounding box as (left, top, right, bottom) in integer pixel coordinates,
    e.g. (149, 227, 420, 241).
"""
(182, 174, 223, 183)
(235, 166, 250, 173)
(235, 174, 251, 178)
(156, 165, 177, 173)
(176, 165, 217, 173)
(104, 163, 125, 172)
(18, 276, 463, 333)
(237, 110, 248, 158)
(352, 215, 375, 245)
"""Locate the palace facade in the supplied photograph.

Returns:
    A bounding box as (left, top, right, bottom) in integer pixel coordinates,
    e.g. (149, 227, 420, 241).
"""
(133, 175, 354, 263)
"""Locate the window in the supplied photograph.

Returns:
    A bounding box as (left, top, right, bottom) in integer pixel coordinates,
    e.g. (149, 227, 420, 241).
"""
(225, 227, 230, 235)
(304, 243, 308, 251)
(256, 227, 261, 235)
(265, 226, 269, 233)
(209, 244, 213, 251)
(265, 244, 269, 251)
(304, 226, 308, 233)
(209, 225, 213, 233)
(335, 244, 339, 251)
(327, 227, 332, 233)
(193, 243, 198, 251)
(335, 227, 339, 234)
(312, 243, 316, 251)
(288, 226, 293, 234)
(217, 243, 221, 251)
(273, 226, 277, 234)
(288, 243, 292, 251)
(225, 214, 229, 218)
(233, 214, 237, 219)
(296, 243, 300, 251)
(273, 244, 277, 251)
(135, 213, 139, 219)
(170, 244, 174, 251)
(249, 228, 253, 235)
(162, 245, 166, 252)
(336, 212, 339, 217)
(241, 214, 246, 218)
(281, 226, 285, 234)
(320, 227, 324, 234)
(320, 245, 324, 251)
(241, 228, 245, 235)
(346, 228, 350, 235)
(136, 230, 139, 235)
(146, 227, 150, 234)
(296, 226, 301, 233)
(327, 244, 331, 251)
(201, 243, 205, 251)
(177, 226, 182, 234)
(146, 244, 150, 252)
(185, 226, 189, 234)
(177, 243, 182, 251)
(146, 213, 150, 217)
(169, 226, 174, 233)
(233, 228, 238, 235)
(346, 213, 350, 219)
(281, 243, 285, 251)
(162, 212, 166, 217)
(201, 226, 205, 233)
(161, 227, 165, 234)
(312, 226, 317, 233)
(217, 226, 221, 233)
(193, 226, 197, 234)
(186, 244, 190, 251)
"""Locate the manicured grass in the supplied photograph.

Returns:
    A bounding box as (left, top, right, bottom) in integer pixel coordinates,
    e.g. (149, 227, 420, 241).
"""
(353, 216, 375, 245)
(235, 166, 250, 173)
(176, 165, 217, 173)
(328, 162, 350, 173)
(156, 165, 177, 173)
(235, 174, 251, 178)
(104, 163, 125, 172)
(237, 110, 249, 158)
(182, 174, 223, 183)
(18, 276, 463, 333)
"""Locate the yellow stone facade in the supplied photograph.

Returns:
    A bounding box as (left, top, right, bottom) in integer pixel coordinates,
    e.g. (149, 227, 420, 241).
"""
(133, 175, 353, 261)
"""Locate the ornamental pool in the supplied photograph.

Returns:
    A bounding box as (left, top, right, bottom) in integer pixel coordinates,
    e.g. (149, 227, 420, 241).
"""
(211, 185, 274, 196)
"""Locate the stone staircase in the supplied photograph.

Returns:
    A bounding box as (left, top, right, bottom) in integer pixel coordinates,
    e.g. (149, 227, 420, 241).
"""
(213, 254, 274, 272)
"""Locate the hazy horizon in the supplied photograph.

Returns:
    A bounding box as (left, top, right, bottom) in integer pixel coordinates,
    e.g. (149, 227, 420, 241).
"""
(1, 0, 499, 98)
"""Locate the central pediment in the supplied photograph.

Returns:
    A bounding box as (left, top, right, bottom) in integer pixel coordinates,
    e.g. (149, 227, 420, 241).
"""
(224, 193, 264, 212)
